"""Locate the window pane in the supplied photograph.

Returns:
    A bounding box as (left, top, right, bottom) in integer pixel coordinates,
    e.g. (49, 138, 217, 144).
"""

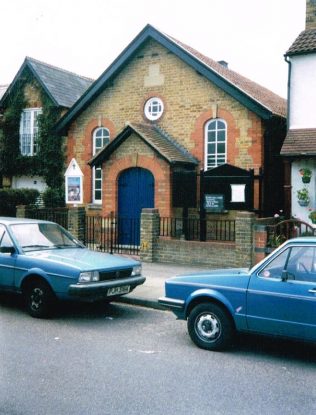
(217, 120, 225, 129)
(208, 131, 216, 142)
(207, 121, 216, 131)
(95, 168, 102, 179)
(218, 143, 226, 154)
(95, 190, 102, 201)
(208, 143, 215, 153)
(217, 130, 225, 141)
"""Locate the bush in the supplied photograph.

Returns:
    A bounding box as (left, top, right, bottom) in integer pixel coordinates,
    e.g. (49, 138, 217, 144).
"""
(42, 187, 65, 208)
(0, 188, 40, 216)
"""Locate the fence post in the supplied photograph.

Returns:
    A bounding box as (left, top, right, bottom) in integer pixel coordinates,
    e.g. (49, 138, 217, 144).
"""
(67, 207, 86, 242)
(235, 211, 255, 268)
(140, 208, 160, 262)
(16, 205, 33, 218)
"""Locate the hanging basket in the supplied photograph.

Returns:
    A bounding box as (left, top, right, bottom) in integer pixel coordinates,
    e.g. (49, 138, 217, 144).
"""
(302, 176, 311, 183)
(298, 200, 309, 207)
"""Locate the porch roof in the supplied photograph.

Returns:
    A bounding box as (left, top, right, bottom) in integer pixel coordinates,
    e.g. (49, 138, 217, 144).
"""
(281, 128, 316, 156)
(88, 122, 198, 167)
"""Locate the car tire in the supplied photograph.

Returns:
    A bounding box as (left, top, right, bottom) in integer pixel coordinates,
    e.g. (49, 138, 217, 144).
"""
(24, 280, 55, 318)
(187, 302, 234, 351)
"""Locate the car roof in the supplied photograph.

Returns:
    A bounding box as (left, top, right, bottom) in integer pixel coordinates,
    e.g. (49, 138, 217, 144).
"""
(0, 217, 53, 226)
(286, 237, 316, 244)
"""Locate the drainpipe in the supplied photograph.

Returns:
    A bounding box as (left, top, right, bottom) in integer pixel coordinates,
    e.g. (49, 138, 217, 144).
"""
(284, 54, 292, 131)
(283, 54, 292, 218)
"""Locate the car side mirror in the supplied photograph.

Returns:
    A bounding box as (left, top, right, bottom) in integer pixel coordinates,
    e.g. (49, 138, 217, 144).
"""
(0, 246, 15, 255)
(281, 270, 294, 281)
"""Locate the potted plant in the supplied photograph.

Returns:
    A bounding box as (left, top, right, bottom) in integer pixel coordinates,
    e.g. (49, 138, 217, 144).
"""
(309, 210, 316, 224)
(299, 168, 312, 183)
(297, 187, 310, 206)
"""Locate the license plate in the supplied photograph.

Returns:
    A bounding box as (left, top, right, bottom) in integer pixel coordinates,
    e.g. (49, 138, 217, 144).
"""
(107, 285, 130, 296)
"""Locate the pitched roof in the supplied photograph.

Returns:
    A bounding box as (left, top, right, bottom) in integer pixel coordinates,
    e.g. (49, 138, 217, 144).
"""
(56, 24, 286, 134)
(281, 129, 316, 156)
(89, 122, 198, 167)
(0, 57, 93, 108)
(286, 29, 316, 56)
(167, 34, 286, 118)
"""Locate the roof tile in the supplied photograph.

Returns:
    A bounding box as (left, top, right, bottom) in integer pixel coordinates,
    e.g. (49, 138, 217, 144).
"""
(281, 128, 316, 156)
(286, 29, 316, 56)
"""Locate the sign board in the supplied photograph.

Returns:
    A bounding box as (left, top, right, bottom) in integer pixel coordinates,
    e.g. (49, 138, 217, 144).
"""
(204, 194, 224, 212)
(65, 158, 83, 205)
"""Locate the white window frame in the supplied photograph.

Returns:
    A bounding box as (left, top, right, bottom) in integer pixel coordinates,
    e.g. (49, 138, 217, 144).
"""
(92, 127, 110, 204)
(144, 97, 164, 121)
(204, 119, 227, 170)
(19, 108, 42, 156)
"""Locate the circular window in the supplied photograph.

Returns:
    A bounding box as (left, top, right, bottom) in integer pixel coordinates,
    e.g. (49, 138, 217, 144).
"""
(144, 97, 164, 121)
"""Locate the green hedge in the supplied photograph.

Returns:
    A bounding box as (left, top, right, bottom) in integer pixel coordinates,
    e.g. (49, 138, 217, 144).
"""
(0, 188, 40, 216)
(42, 187, 65, 208)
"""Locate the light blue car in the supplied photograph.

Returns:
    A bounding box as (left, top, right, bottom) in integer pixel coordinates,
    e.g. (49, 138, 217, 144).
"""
(0, 217, 144, 317)
(159, 237, 316, 351)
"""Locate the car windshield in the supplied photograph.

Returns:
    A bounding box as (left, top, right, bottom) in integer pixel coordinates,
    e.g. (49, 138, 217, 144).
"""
(10, 223, 82, 252)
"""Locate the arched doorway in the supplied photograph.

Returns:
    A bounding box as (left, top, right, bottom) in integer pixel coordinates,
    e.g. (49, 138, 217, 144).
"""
(118, 167, 155, 245)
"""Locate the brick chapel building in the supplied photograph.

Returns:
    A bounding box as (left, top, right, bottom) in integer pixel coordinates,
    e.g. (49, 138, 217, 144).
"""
(55, 25, 287, 225)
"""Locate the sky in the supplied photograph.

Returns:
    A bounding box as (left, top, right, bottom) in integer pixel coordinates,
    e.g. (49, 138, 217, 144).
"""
(0, 0, 306, 98)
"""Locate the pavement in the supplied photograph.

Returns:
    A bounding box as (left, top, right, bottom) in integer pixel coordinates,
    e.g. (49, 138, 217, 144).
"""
(117, 261, 209, 310)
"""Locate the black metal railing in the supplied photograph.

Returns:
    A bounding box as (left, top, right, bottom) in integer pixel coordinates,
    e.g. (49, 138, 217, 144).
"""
(160, 217, 235, 242)
(27, 207, 69, 229)
(84, 214, 140, 255)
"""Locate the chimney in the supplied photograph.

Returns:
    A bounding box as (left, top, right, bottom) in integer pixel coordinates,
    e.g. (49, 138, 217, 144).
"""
(306, 0, 316, 30)
(218, 60, 228, 68)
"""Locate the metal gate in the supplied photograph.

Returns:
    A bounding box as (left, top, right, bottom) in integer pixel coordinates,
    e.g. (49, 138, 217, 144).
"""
(84, 214, 140, 255)
(266, 219, 316, 248)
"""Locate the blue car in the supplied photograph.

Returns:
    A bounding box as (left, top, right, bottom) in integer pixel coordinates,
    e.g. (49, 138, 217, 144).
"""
(0, 217, 145, 318)
(159, 237, 316, 351)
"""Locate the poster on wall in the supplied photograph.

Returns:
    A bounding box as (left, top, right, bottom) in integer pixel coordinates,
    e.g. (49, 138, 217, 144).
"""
(231, 184, 246, 203)
(66, 176, 82, 203)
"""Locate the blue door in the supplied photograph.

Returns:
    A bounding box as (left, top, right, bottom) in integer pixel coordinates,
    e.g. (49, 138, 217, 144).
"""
(118, 168, 154, 245)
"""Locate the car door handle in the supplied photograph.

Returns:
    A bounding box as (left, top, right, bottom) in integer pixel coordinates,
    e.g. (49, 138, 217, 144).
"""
(308, 288, 316, 293)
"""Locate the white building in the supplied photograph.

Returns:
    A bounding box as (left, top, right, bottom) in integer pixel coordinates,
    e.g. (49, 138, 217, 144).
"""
(281, 0, 316, 224)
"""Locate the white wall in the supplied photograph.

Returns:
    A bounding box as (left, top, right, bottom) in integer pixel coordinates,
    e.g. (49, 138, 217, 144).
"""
(289, 54, 316, 129)
(12, 176, 47, 193)
(292, 159, 316, 224)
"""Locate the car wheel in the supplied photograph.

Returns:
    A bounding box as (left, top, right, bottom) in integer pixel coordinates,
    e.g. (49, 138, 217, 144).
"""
(24, 280, 55, 318)
(187, 303, 234, 351)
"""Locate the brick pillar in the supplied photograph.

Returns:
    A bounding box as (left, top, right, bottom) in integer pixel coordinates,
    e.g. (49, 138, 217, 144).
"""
(140, 208, 160, 262)
(235, 211, 255, 268)
(253, 224, 268, 265)
(67, 207, 86, 242)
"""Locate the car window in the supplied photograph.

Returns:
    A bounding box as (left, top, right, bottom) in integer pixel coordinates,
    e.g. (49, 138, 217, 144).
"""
(10, 223, 80, 252)
(258, 249, 290, 279)
(287, 246, 316, 283)
(0, 224, 14, 249)
(259, 245, 316, 283)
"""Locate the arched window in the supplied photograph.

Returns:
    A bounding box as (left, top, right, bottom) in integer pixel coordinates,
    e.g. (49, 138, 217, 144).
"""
(92, 128, 110, 203)
(204, 119, 227, 170)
